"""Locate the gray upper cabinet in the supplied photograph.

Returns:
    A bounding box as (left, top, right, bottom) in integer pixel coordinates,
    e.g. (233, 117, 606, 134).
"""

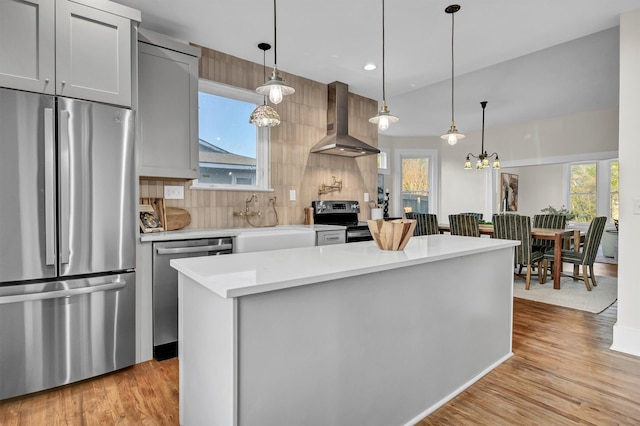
(138, 29, 201, 179)
(0, 0, 55, 94)
(0, 0, 140, 107)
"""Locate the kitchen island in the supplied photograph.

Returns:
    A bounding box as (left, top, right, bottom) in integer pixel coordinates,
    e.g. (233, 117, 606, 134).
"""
(171, 234, 519, 426)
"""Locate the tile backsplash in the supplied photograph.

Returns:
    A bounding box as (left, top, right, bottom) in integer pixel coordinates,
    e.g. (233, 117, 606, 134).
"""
(139, 45, 378, 230)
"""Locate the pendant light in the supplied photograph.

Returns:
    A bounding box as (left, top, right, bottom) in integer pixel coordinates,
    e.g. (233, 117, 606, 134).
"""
(369, 0, 398, 131)
(249, 43, 281, 127)
(464, 101, 500, 169)
(441, 4, 465, 146)
(256, 0, 295, 104)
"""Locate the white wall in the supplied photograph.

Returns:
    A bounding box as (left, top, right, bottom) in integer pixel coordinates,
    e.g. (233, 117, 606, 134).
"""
(380, 107, 618, 221)
(612, 9, 640, 356)
(499, 164, 564, 218)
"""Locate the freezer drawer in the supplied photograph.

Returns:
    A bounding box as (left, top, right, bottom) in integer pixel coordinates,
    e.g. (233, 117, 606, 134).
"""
(0, 272, 136, 400)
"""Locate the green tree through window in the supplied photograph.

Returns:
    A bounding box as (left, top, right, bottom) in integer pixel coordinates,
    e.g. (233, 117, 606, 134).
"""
(570, 163, 597, 222)
(401, 158, 429, 213)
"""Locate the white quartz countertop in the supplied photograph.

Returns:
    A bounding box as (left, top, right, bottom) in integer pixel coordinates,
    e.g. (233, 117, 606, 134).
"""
(170, 234, 519, 299)
(139, 224, 345, 242)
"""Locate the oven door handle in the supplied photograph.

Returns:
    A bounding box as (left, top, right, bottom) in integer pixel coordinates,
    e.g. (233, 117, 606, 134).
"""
(347, 230, 372, 238)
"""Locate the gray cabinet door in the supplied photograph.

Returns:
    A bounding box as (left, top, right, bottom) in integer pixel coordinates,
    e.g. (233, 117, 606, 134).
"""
(55, 1, 132, 106)
(0, 0, 55, 94)
(138, 42, 199, 179)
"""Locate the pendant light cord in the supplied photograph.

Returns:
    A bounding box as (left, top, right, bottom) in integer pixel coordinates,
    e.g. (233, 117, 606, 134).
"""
(273, 0, 278, 68)
(382, 0, 386, 102)
(263, 48, 267, 105)
(450, 10, 455, 123)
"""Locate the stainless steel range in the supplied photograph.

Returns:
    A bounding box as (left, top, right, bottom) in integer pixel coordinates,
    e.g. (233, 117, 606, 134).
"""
(312, 200, 373, 243)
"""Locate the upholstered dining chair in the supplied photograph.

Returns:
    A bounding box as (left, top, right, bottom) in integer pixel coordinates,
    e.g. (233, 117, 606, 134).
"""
(461, 212, 483, 222)
(405, 212, 439, 236)
(542, 216, 607, 291)
(448, 214, 480, 237)
(492, 214, 545, 290)
(532, 214, 567, 252)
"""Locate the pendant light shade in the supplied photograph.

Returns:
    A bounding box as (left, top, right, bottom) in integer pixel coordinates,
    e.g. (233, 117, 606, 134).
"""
(369, 0, 398, 131)
(250, 43, 281, 127)
(463, 101, 500, 170)
(441, 4, 465, 146)
(255, 0, 294, 105)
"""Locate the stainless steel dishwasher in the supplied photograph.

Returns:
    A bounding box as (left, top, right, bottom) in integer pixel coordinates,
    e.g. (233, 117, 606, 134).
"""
(152, 237, 232, 360)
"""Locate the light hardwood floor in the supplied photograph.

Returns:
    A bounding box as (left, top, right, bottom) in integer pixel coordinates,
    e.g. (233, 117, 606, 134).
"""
(2, 264, 638, 425)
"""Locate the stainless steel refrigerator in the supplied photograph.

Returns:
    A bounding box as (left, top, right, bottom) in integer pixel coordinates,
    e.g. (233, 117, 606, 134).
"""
(0, 87, 136, 400)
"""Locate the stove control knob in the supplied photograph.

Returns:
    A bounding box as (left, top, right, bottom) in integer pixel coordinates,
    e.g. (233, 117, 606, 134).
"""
(352, 203, 360, 211)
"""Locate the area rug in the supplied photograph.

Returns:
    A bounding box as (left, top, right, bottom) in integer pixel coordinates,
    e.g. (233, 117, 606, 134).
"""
(594, 245, 618, 265)
(513, 275, 617, 314)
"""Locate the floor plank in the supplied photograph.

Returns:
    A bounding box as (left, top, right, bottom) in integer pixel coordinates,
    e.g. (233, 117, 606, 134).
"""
(2, 263, 637, 425)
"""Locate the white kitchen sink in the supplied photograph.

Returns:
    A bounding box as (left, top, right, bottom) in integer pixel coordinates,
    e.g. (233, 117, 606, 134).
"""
(234, 228, 316, 253)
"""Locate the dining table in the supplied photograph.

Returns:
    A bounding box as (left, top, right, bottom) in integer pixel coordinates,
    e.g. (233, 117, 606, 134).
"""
(438, 224, 582, 290)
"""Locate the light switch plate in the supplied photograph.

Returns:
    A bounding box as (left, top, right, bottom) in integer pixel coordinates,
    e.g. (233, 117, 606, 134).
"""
(634, 198, 640, 215)
(164, 185, 184, 200)
(289, 189, 296, 201)
(364, 192, 370, 202)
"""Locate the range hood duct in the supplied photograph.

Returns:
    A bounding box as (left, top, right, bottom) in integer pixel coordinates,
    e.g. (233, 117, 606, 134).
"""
(310, 81, 380, 157)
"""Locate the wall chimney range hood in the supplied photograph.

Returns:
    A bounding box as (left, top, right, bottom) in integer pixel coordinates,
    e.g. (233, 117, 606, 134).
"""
(311, 81, 380, 157)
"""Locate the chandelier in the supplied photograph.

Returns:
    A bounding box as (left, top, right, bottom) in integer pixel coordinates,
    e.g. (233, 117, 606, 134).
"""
(464, 101, 500, 169)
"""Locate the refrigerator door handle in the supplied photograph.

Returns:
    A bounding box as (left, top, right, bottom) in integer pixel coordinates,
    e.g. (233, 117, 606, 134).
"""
(44, 108, 56, 266)
(59, 110, 71, 265)
(0, 280, 126, 305)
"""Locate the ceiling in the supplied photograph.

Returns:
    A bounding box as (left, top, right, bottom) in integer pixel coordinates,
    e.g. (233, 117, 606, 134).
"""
(118, 0, 640, 137)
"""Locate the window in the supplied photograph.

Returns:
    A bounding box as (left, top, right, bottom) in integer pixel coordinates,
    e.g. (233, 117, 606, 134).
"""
(569, 163, 597, 222)
(401, 157, 430, 214)
(566, 159, 618, 223)
(610, 160, 619, 221)
(392, 149, 439, 217)
(191, 79, 270, 191)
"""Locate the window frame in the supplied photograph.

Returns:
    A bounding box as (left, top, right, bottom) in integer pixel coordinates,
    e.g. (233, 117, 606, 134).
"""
(190, 79, 271, 192)
(392, 149, 439, 217)
(563, 158, 618, 223)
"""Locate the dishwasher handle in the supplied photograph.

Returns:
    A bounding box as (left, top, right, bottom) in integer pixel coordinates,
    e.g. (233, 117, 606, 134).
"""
(155, 244, 233, 256)
(0, 280, 126, 305)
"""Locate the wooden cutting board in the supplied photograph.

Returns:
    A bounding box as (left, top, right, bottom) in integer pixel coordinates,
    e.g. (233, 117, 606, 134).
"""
(165, 207, 191, 231)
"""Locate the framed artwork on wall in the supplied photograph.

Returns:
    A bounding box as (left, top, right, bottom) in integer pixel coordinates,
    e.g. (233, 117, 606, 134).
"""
(500, 173, 519, 212)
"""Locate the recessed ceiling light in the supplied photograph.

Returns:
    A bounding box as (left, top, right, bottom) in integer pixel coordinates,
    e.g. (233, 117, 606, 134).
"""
(363, 63, 377, 71)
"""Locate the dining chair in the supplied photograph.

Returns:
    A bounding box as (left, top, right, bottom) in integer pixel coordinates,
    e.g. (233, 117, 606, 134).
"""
(542, 216, 607, 291)
(448, 214, 480, 237)
(406, 212, 439, 236)
(492, 214, 544, 290)
(461, 212, 483, 222)
(532, 214, 567, 252)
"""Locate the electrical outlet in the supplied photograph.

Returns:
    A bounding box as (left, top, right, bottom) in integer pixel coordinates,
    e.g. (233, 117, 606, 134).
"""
(289, 189, 296, 201)
(164, 185, 184, 200)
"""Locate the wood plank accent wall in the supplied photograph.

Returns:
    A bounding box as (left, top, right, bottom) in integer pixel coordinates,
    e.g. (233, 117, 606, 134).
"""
(139, 46, 379, 229)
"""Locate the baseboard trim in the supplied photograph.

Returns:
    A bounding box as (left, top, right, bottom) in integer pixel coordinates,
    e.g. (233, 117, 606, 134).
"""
(403, 351, 514, 425)
(611, 323, 640, 356)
